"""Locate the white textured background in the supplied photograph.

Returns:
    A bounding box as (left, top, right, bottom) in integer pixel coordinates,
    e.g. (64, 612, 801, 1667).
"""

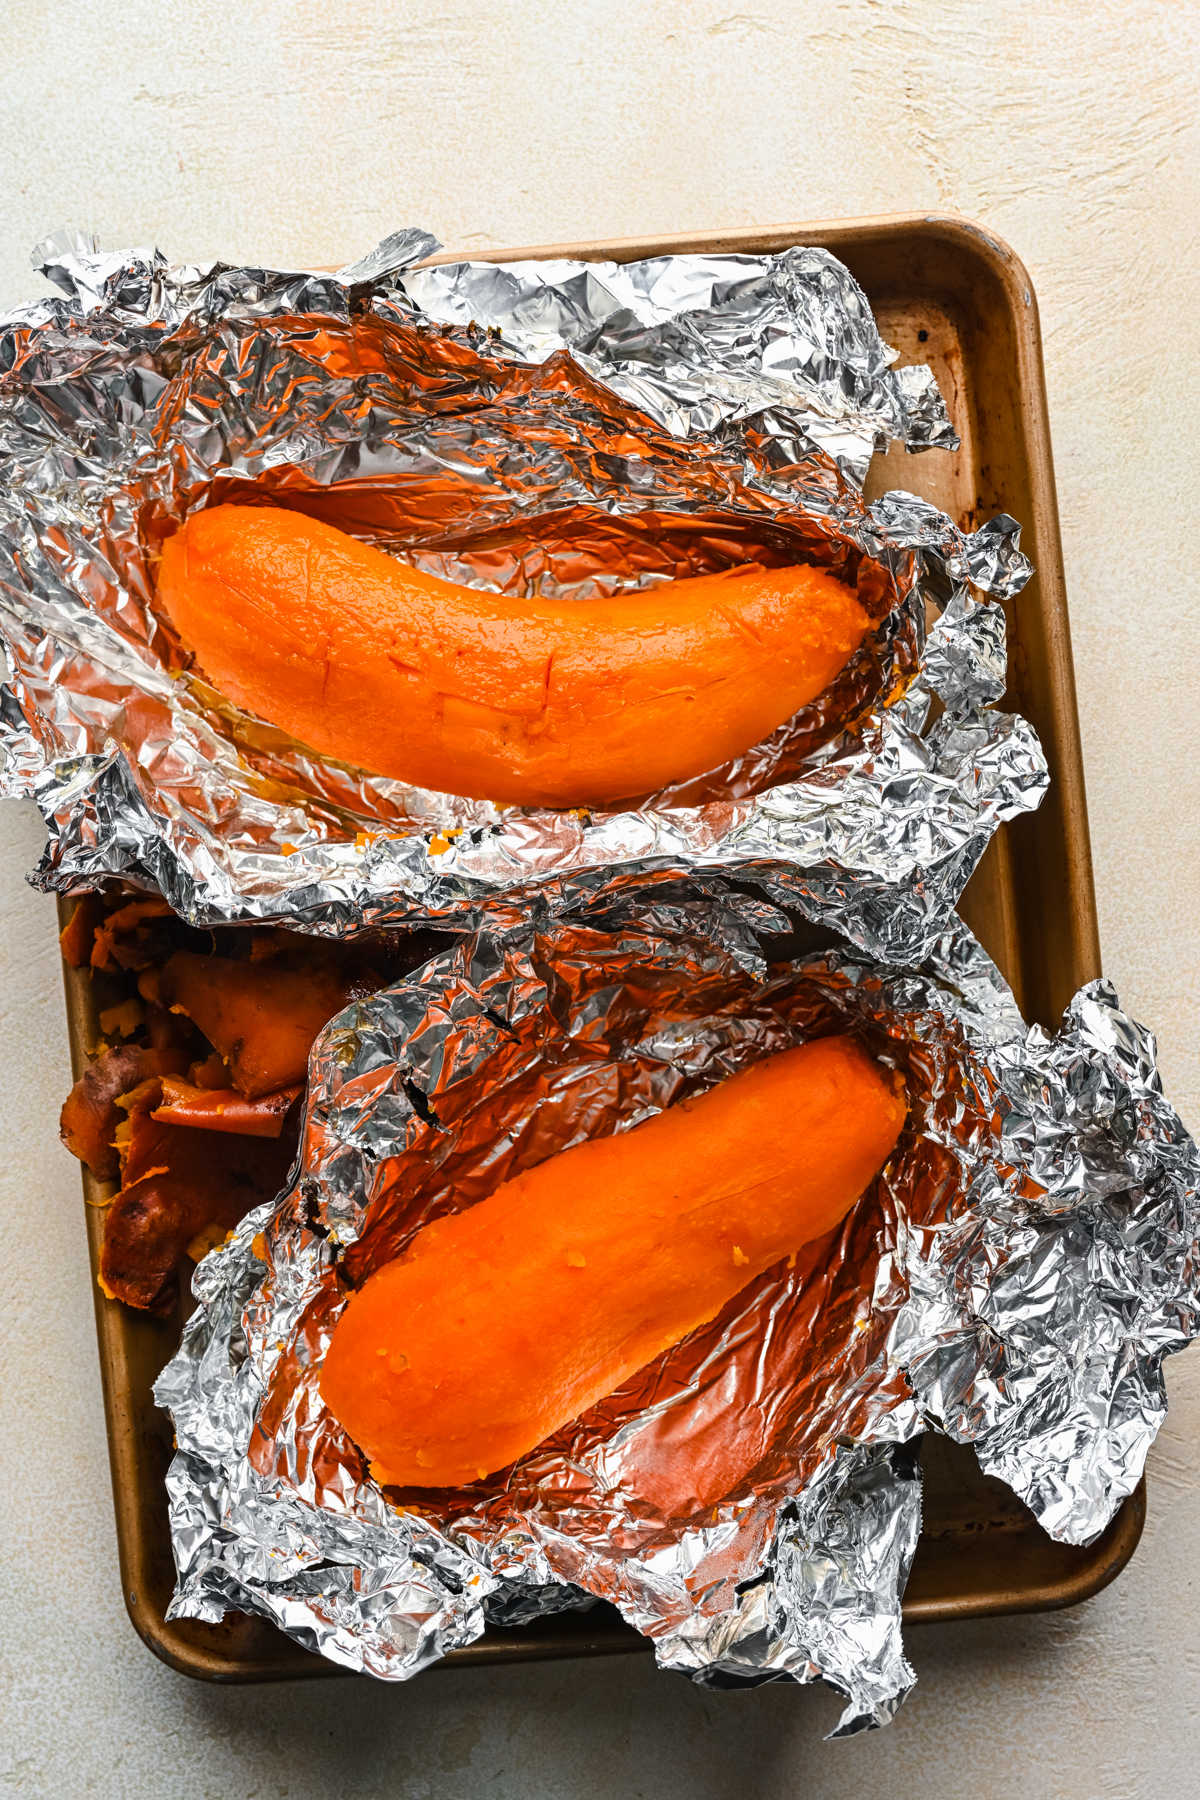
(1, 3, 1197, 1796)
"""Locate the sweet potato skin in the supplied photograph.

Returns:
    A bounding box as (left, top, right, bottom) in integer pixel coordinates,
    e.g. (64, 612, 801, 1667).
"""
(319, 1035, 906, 1489)
(58, 893, 102, 968)
(154, 951, 354, 1099)
(89, 897, 174, 970)
(151, 1077, 301, 1137)
(60, 1045, 189, 1181)
(59, 893, 446, 1309)
(157, 505, 873, 808)
(99, 1084, 296, 1312)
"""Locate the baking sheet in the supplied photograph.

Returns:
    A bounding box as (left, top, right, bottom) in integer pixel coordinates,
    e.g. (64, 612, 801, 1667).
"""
(58, 214, 1141, 1680)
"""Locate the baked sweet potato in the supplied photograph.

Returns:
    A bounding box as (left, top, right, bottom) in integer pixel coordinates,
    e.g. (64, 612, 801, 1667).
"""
(320, 1036, 906, 1488)
(89, 896, 174, 970)
(157, 505, 873, 807)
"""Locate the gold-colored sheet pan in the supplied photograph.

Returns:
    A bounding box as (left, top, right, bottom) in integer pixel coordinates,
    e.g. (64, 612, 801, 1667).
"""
(57, 212, 1143, 1681)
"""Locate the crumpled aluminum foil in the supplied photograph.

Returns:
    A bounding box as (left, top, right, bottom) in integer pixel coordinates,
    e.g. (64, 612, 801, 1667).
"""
(0, 229, 1043, 962)
(155, 894, 1200, 1733)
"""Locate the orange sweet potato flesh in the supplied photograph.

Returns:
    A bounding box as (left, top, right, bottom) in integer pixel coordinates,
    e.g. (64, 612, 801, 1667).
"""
(154, 950, 355, 1099)
(319, 1035, 906, 1489)
(157, 505, 873, 808)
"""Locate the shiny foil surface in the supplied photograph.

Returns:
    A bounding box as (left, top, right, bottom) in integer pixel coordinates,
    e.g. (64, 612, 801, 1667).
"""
(0, 230, 1042, 960)
(155, 895, 1200, 1732)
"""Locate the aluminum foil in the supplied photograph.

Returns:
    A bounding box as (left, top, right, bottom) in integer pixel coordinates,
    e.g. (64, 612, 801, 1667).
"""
(156, 894, 1200, 1732)
(0, 229, 1043, 961)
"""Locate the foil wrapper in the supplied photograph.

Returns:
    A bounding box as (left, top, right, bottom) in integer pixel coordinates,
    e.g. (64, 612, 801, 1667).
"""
(156, 895, 1200, 1732)
(0, 229, 1043, 960)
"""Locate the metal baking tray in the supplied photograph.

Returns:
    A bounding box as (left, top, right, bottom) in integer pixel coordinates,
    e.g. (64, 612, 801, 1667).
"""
(56, 212, 1144, 1682)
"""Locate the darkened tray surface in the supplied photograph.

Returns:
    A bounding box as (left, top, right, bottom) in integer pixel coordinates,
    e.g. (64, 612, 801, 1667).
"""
(58, 212, 1143, 1681)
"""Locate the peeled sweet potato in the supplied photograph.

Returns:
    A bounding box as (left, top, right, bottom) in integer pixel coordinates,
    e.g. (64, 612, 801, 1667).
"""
(157, 505, 873, 808)
(320, 1035, 906, 1489)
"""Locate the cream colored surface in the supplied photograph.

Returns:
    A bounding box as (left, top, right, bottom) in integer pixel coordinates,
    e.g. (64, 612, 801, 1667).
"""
(1, 2, 1197, 1795)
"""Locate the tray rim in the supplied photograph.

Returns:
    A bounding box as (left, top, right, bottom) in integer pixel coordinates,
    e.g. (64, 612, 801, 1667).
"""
(58, 208, 1141, 1684)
